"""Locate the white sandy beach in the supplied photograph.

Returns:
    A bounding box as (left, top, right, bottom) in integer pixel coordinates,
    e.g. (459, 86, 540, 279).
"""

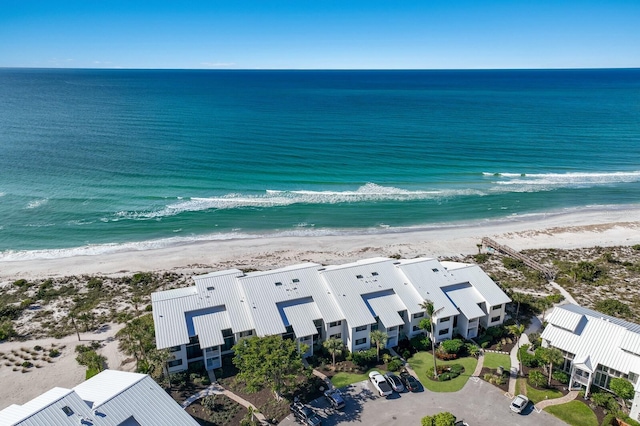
(1, 206, 640, 282)
(1, 206, 640, 410)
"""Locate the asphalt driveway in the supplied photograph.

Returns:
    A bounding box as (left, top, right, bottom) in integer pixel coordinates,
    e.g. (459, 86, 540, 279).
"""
(280, 377, 568, 426)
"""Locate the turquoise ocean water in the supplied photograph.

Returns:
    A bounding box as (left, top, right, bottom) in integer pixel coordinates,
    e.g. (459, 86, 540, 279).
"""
(0, 69, 639, 258)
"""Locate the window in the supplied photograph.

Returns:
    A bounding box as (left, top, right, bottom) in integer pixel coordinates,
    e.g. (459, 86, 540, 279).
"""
(330, 333, 342, 339)
(62, 406, 74, 416)
(438, 328, 449, 336)
(355, 325, 368, 332)
(186, 336, 203, 360)
(412, 325, 421, 332)
(440, 316, 450, 323)
(222, 329, 235, 352)
(239, 330, 253, 337)
(329, 321, 342, 327)
(387, 326, 397, 332)
(630, 372, 639, 384)
(355, 338, 367, 345)
(169, 345, 181, 352)
(491, 316, 501, 323)
(492, 305, 501, 311)
(414, 312, 424, 319)
(168, 359, 183, 368)
(356, 274, 363, 279)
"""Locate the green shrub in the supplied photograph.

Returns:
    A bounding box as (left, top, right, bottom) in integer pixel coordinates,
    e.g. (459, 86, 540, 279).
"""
(590, 391, 616, 410)
(600, 413, 616, 426)
(503, 257, 524, 269)
(49, 349, 60, 358)
(410, 335, 430, 351)
(528, 370, 546, 388)
(441, 339, 464, 354)
(387, 358, 403, 372)
(518, 345, 539, 368)
(351, 348, 377, 366)
(552, 370, 569, 384)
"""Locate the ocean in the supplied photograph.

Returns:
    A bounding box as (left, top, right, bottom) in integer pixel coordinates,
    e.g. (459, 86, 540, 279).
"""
(1, 68, 639, 259)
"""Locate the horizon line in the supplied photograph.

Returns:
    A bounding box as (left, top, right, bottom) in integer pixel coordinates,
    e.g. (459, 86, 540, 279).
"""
(1, 66, 639, 72)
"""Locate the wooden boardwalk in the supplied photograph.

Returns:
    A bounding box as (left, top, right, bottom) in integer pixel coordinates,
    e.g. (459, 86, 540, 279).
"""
(482, 237, 556, 280)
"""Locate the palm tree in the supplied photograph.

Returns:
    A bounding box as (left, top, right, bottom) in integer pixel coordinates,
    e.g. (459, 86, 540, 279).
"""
(537, 347, 564, 387)
(370, 330, 388, 363)
(419, 299, 441, 379)
(510, 292, 527, 323)
(507, 323, 525, 375)
(322, 337, 344, 368)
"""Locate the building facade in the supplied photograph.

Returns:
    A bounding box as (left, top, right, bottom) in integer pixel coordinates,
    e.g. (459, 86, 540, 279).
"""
(152, 257, 511, 373)
(541, 304, 640, 420)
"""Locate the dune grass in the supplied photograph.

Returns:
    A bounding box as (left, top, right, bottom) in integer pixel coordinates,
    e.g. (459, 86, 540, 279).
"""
(408, 351, 478, 392)
(483, 352, 511, 370)
(544, 400, 598, 426)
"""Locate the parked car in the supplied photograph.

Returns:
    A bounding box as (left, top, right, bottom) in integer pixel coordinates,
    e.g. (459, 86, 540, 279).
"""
(290, 401, 322, 425)
(399, 370, 420, 392)
(368, 370, 393, 396)
(454, 420, 470, 426)
(510, 394, 529, 414)
(384, 372, 405, 393)
(324, 388, 345, 410)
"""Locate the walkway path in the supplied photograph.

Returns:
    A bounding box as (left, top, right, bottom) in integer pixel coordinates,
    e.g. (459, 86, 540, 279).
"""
(534, 390, 580, 410)
(549, 281, 579, 305)
(508, 334, 530, 396)
(181, 381, 269, 424)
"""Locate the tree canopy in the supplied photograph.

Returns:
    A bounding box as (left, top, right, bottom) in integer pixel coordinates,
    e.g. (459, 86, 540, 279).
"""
(233, 335, 305, 397)
(116, 314, 169, 378)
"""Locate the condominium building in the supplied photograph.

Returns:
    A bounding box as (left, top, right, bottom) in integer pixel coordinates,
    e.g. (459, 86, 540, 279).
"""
(151, 257, 510, 373)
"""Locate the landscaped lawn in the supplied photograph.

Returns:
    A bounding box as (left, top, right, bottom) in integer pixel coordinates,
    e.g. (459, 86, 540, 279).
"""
(525, 382, 563, 403)
(408, 351, 478, 392)
(331, 368, 386, 389)
(483, 352, 511, 370)
(545, 400, 598, 426)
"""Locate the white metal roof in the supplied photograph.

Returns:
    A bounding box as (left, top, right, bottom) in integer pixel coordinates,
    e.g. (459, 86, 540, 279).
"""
(152, 269, 251, 349)
(193, 311, 232, 348)
(282, 302, 322, 337)
(542, 304, 640, 387)
(396, 258, 461, 319)
(239, 263, 343, 337)
(0, 370, 198, 426)
(547, 307, 585, 333)
(366, 294, 405, 328)
(151, 257, 508, 349)
(445, 285, 486, 319)
(440, 262, 512, 307)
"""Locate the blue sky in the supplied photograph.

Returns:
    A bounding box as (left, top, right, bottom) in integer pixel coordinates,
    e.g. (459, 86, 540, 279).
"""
(1, 1, 638, 69)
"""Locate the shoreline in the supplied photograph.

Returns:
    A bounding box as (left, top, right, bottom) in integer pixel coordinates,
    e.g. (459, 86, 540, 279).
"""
(2, 205, 640, 282)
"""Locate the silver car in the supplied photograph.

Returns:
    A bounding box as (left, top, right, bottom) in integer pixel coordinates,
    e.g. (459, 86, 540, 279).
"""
(510, 394, 529, 414)
(384, 373, 406, 393)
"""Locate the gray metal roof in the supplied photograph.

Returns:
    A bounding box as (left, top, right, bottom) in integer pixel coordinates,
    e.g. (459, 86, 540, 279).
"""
(0, 370, 198, 426)
(239, 263, 343, 337)
(542, 304, 640, 388)
(282, 302, 322, 337)
(152, 269, 251, 349)
(320, 258, 422, 328)
(440, 262, 512, 307)
(396, 258, 461, 319)
(445, 285, 486, 319)
(193, 311, 232, 348)
(366, 294, 405, 328)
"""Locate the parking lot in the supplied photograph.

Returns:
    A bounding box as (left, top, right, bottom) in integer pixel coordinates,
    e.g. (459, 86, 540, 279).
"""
(279, 377, 568, 426)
